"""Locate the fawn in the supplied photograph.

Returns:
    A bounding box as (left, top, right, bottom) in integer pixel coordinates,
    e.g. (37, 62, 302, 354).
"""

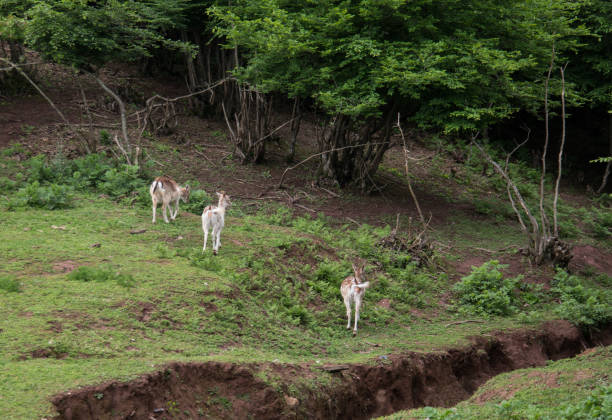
(202, 191, 231, 255)
(150, 176, 190, 223)
(340, 262, 371, 336)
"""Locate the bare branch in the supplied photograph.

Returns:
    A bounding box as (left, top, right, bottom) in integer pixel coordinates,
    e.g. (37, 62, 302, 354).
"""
(553, 63, 568, 237)
(396, 113, 426, 226)
(277, 141, 393, 189)
(0, 57, 91, 152)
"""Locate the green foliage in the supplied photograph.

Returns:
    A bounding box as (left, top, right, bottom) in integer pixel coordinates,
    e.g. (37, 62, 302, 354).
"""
(0, 275, 21, 293)
(68, 266, 135, 288)
(22, 0, 194, 71)
(551, 269, 612, 330)
(8, 181, 73, 210)
(410, 384, 612, 420)
(181, 189, 212, 215)
(212, 0, 586, 131)
(99, 165, 147, 198)
(453, 261, 525, 317)
(0, 143, 26, 157)
(587, 206, 612, 239)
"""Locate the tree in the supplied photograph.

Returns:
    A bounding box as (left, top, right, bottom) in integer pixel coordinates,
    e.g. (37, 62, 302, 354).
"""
(17, 0, 193, 163)
(570, 0, 612, 192)
(211, 0, 586, 190)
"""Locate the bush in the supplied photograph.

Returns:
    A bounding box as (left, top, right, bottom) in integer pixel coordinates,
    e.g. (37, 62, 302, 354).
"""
(70, 153, 113, 190)
(99, 164, 148, 198)
(453, 260, 524, 317)
(588, 206, 612, 239)
(8, 181, 73, 210)
(181, 189, 212, 214)
(0, 275, 21, 293)
(551, 269, 611, 330)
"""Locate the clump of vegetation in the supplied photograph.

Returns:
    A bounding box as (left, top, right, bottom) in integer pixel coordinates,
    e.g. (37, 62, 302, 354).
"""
(408, 384, 612, 420)
(68, 266, 135, 288)
(0, 275, 21, 293)
(551, 269, 611, 331)
(8, 181, 74, 210)
(453, 261, 527, 317)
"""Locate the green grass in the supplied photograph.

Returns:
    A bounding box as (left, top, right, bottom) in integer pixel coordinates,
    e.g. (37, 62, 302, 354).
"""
(0, 193, 556, 419)
(384, 345, 612, 420)
(0, 148, 610, 419)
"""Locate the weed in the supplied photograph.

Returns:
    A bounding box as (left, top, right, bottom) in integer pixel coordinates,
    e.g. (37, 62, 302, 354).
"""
(0, 275, 21, 293)
(1, 143, 26, 157)
(68, 266, 136, 288)
(99, 130, 112, 145)
(551, 269, 611, 331)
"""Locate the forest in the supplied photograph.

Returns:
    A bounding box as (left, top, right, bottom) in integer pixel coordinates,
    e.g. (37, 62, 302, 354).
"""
(0, 0, 611, 419)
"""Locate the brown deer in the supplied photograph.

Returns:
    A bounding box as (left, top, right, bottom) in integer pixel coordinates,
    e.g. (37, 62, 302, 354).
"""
(340, 262, 370, 336)
(150, 176, 190, 223)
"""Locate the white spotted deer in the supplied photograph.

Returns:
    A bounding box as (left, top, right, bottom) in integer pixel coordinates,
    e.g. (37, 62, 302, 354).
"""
(150, 176, 190, 223)
(202, 191, 231, 255)
(340, 262, 371, 336)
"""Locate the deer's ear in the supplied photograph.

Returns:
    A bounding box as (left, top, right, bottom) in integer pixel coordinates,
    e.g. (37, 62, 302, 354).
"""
(216, 192, 222, 197)
(352, 263, 359, 274)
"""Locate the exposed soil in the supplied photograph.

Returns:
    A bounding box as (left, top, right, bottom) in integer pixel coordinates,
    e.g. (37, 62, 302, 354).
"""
(570, 245, 612, 276)
(51, 320, 612, 420)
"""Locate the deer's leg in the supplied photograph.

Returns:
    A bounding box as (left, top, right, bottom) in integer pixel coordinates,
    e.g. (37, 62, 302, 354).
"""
(212, 225, 219, 255)
(171, 200, 179, 220)
(344, 297, 352, 330)
(202, 218, 209, 252)
(152, 197, 157, 223)
(162, 200, 170, 223)
(353, 297, 362, 336)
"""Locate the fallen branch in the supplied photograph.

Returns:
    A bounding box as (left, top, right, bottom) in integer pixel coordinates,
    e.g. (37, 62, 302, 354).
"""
(0, 57, 91, 153)
(294, 203, 316, 213)
(444, 320, 484, 327)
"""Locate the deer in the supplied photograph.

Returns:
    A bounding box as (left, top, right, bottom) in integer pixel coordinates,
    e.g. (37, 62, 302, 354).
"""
(150, 176, 190, 224)
(340, 262, 371, 336)
(202, 191, 231, 255)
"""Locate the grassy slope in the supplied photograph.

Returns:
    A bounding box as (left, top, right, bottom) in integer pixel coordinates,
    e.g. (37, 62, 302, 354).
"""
(384, 345, 612, 419)
(0, 140, 610, 419)
(0, 193, 546, 419)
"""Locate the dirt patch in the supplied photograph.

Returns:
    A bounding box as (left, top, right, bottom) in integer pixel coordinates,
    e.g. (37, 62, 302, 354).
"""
(51, 321, 612, 420)
(52, 260, 79, 274)
(377, 299, 391, 309)
(570, 245, 612, 276)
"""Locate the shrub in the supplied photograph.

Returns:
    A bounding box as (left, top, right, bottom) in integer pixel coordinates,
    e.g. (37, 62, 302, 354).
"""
(99, 165, 148, 198)
(9, 181, 73, 210)
(588, 206, 612, 239)
(181, 189, 212, 214)
(453, 260, 523, 317)
(0, 176, 19, 191)
(70, 153, 112, 190)
(0, 275, 21, 293)
(551, 269, 611, 330)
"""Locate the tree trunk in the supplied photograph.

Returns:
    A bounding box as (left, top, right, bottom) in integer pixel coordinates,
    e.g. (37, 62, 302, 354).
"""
(318, 106, 397, 192)
(287, 98, 302, 162)
(596, 113, 612, 194)
(96, 76, 131, 164)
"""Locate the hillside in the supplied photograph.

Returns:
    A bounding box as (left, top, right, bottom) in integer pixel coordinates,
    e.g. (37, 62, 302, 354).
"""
(0, 64, 611, 419)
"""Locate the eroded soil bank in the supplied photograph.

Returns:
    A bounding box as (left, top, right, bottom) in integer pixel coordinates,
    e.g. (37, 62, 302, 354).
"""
(52, 320, 612, 420)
